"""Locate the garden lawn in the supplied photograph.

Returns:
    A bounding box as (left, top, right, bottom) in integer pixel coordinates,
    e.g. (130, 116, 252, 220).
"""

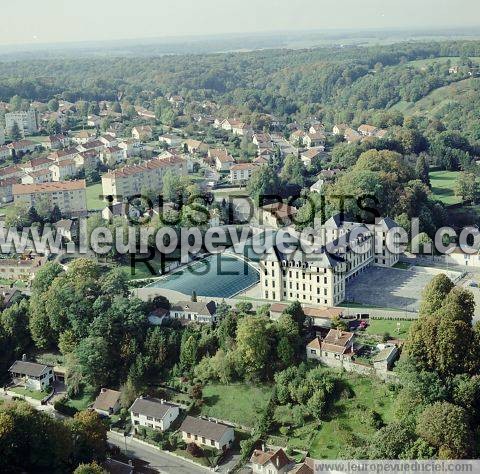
(292, 373, 397, 459)
(430, 170, 461, 205)
(200, 383, 273, 427)
(86, 183, 107, 211)
(65, 386, 96, 411)
(10, 386, 49, 401)
(365, 319, 413, 340)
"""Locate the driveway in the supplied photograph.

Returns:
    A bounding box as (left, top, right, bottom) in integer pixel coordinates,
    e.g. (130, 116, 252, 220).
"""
(107, 431, 210, 474)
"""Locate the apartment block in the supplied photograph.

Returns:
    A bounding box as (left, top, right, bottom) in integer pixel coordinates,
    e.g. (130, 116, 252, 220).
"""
(5, 108, 38, 137)
(12, 179, 87, 216)
(101, 156, 187, 201)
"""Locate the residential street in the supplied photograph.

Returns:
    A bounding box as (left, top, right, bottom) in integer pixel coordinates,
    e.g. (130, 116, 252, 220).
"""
(107, 431, 210, 474)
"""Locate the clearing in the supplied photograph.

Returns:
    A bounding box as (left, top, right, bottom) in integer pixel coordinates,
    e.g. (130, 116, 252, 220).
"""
(430, 169, 461, 205)
(200, 383, 273, 427)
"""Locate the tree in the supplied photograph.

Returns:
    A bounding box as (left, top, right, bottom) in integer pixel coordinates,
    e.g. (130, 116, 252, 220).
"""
(73, 462, 107, 474)
(9, 122, 22, 141)
(236, 315, 271, 380)
(247, 166, 281, 206)
(180, 335, 198, 372)
(418, 274, 454, 317)
(367, 423, 415, 459)
(280, 155, 305, 189)
(415, 154, 430, 187)
(1, 299, 31, 355)
(455, 172, 479, 203)
(48, 98, 59, 112)
(416, 402, 472, 458)
(51, 204, 62, 223)
(69, 410, 108, 465)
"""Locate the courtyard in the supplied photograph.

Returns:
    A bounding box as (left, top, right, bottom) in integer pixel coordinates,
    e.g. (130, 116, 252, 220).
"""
(344, 266, 462, 312)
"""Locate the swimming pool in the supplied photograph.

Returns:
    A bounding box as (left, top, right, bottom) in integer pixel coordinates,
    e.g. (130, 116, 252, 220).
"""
(145, 253, 259, 298)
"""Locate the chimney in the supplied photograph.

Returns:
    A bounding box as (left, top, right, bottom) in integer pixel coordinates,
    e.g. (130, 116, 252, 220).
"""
(22, 354, 27, 361)
(262, 443, 266, 452)
(101, 388, 106, 393)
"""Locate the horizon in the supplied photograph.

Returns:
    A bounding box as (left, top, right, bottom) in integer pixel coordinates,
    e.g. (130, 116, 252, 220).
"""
(1, 0, 480, 48)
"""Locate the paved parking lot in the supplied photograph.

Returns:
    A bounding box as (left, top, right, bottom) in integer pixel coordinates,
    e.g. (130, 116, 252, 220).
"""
(345, 266, 462, 312)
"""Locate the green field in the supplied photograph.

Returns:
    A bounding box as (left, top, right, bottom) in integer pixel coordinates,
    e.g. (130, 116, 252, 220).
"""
(430, 170, 461, 205)
(10, 386, 50, 401)
(86, 183, 107, 211)
(200, 383, 273, 427)
(365, 319, 413, 340)
(271, 373, 397, 459)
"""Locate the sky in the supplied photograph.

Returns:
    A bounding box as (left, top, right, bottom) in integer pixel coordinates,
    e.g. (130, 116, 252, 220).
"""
(1, 0, 479, 46)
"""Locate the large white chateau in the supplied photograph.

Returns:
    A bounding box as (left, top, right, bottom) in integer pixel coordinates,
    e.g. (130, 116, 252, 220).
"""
(260, 214, 401, 306)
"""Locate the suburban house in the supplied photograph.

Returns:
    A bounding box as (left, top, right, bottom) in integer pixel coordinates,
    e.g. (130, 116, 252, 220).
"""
(0, 145, 10, 160)
(180, 416, 235, 451)
(148, 307, 170, 325)
(250, 448, 292, 473)
(54, 218, 78, 241)
(159, 134, 182, 147)
(170, 300, 218, 324)
(343, 128, 362, 144)
(131, 126, 154, 141)
(0, 177, 21, 202)
(71, 130, 96, 144)
(332, 124, 348, 136)
(93, 388, 121, 417)
(129, 396, 180, 432)
(372, 345, 399, 371)
(183, 139, 206, 154)
(209, 149, 235, 171)
(49, 159, 78, 181)
(8, 140, 39, 155)
(229, 162, 258, 185)
(358, 124, 378, 137)
(300, 148, 324, 167)
(309, 178, 324, 194)
(303, 131, 325, 148)
(258, 203, 298, 228)
(99, 146, 126, 167)
(9, 360, 54, 391)
(306, 329, 355, 367)
(290, 129, 306, 145)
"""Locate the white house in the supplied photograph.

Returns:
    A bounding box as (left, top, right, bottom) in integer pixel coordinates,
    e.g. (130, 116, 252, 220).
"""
(170, 300, 218, 324)
(159, 134, 182, 147)
(129, 396, 180, 432)
(50, 159, 78, 181)
(229, 163, 258, 185)
(180, 416, 235, 451)
(9, 360, 54, 391)
(250, 448, 292, 474)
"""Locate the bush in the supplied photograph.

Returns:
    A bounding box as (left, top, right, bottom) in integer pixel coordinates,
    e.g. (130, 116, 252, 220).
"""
(186, 442, 203, 458)
(54, 398, 78, 417)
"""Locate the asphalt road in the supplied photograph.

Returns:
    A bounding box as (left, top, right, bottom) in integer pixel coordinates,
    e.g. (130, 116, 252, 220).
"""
(107, 431, 210, 474)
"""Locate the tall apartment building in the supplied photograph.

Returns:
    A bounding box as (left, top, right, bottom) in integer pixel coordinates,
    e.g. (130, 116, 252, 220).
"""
(5, 108, 39, 137)
(260, 214, 400, 306)
(101, 156, 187, 201)
(0, 127, 4, 145)
(12, 179, 87, 216)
